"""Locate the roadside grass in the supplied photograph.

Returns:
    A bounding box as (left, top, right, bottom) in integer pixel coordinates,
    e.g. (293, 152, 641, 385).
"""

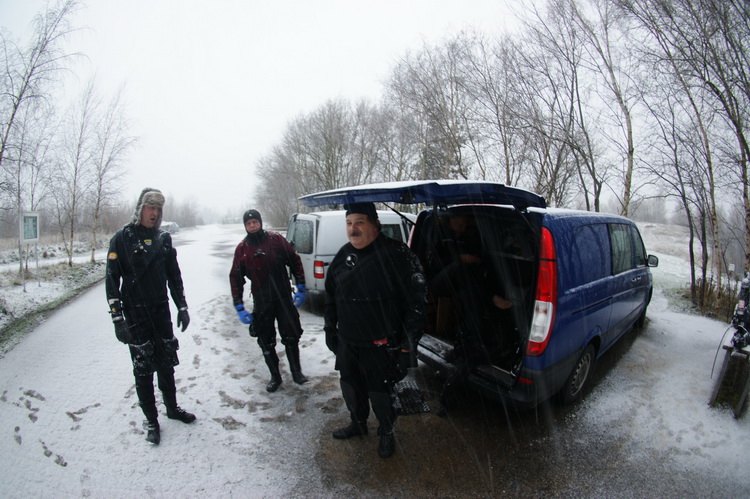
(0, 262, 105, 356)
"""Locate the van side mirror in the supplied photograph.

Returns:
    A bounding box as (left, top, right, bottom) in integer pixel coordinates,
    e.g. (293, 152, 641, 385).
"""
(647, 254, 659, 267)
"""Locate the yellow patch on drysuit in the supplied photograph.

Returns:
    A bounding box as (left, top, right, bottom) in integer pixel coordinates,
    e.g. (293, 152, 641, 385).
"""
(108, 252, 118, 260)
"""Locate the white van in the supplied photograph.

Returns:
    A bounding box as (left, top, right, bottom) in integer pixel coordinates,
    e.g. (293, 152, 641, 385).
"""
(286, 210, 415, 309)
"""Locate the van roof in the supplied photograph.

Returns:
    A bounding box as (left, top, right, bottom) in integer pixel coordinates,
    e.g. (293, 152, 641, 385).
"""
(530, 207, 633, 222)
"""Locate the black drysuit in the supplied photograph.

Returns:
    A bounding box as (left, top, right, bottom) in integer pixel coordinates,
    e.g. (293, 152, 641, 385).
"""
(324, 234, 426, 433)
(105, 223, 187, 421)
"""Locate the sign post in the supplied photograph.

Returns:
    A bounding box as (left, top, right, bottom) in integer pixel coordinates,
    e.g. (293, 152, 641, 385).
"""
(19, 212, 40, 292)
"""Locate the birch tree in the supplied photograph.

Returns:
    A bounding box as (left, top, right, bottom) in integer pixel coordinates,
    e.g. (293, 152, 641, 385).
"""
(50, 80, 96, 267)
(0, 0, 79, 208)
(87, 85, 135, 262)
(620, 0, 749, 288)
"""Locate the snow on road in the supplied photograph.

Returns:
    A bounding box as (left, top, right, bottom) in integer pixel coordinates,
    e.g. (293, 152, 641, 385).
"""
(0, 224, 340, 497)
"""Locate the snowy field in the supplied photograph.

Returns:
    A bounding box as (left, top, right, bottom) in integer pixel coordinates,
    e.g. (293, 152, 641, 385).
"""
(0, 222, 748, 497)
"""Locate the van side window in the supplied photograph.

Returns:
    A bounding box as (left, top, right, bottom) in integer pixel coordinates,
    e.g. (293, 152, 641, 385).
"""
(610, 223, 635, 275)
(631, 226, 647, 266)
(289, 220, 313, 254)
(381, 224, 403, 242)
(568, 224, 609, 288)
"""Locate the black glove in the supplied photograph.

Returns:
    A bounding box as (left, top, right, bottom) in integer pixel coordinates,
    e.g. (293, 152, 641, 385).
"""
(113, 317, 130, 344)
(325, 328, 338, 354)
(176, 308, 190, 332)
(109, 299, 131, 344)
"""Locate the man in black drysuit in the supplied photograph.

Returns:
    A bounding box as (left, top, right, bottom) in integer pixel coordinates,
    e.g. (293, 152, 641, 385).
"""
(324, 202, 426, 458)
(105, 188, 194, 445)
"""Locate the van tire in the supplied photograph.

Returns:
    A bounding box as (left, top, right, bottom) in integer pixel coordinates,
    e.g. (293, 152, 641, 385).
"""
(557, 344, 596, 405)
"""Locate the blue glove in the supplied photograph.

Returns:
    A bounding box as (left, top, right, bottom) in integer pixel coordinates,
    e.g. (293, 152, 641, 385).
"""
(292, 284, 306, 307)
(235, 304, 253, 325)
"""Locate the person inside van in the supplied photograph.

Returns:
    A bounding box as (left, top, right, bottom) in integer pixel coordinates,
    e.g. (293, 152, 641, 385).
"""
(425, 213, 489, 364)
(422, 212, 524, 412)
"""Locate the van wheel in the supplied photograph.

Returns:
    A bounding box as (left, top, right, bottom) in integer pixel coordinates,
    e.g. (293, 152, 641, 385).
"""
(557, 344, 596, 405)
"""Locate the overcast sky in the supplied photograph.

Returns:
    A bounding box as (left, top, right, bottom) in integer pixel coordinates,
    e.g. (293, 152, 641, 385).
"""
(4, 0, 514, 219)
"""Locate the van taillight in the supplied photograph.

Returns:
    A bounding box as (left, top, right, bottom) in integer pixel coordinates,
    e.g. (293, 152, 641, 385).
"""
(314, 260, 325, 279)
(527, 227, 557, 357)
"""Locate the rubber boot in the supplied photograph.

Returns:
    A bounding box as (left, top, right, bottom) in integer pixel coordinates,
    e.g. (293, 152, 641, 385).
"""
(143, 419, 160, 445)
(377, 427, 395, 458)
(332, 420, 368, 439)
(263, 348, 282, 392)
(286, 343, 309, 384)
(370, 391, 396, 457)
(140, 403, 161, 444)
(162, 390, 196, 423)
(135, 375, 160, 444)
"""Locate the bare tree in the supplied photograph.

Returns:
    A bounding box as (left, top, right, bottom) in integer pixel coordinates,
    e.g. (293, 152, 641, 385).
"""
(256, 98, 382, 218)
(87, 84, 135, 262)
(619, 0, 750, 268)
(0, 0, 79, 207)
(366, 98, 421, 182)
(167, 195, 202, 228)
(49, 80, 96, 267)
(517, 1, 611, 210)
(388, 38, 478, 180)
(560, 0, 641, 216)
(10, 100, 57, 272)
(513, 13, 580, 206)
(457, 33, 531, 186)
(620, 0, 749, 289)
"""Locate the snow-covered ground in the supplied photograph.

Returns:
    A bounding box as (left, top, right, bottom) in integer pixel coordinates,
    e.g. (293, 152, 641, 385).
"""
(0, 222, 748, 497)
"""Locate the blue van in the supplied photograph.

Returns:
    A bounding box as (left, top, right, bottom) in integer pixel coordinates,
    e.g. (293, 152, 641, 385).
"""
(299, 180, 658, 409)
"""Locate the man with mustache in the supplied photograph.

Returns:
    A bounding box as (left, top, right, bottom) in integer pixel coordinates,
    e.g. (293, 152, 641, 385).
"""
(324, 202, 426, 458)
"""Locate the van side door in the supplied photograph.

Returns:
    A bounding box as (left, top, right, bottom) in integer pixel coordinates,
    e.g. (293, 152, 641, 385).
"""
(556, 221, 613, 361)
(606, 222, 648, 345)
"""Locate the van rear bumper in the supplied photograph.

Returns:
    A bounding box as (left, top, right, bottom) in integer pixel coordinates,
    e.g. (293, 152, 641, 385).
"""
(418, 345, 539, 410)
(418, 335, 580, 410)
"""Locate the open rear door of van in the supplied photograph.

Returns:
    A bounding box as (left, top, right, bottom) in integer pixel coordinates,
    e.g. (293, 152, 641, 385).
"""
(298, 180, 546, 211)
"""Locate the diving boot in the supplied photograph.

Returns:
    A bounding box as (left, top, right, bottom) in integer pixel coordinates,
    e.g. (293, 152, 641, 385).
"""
(266, 374, 282, 393)
(263, 347, 283, 392)
(332, 421, 368, 439)
(143, 420, 160, 445)
(286, 344, 309, 384)
(377, 428, 395, 458)
(167, 406, 196, 423)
